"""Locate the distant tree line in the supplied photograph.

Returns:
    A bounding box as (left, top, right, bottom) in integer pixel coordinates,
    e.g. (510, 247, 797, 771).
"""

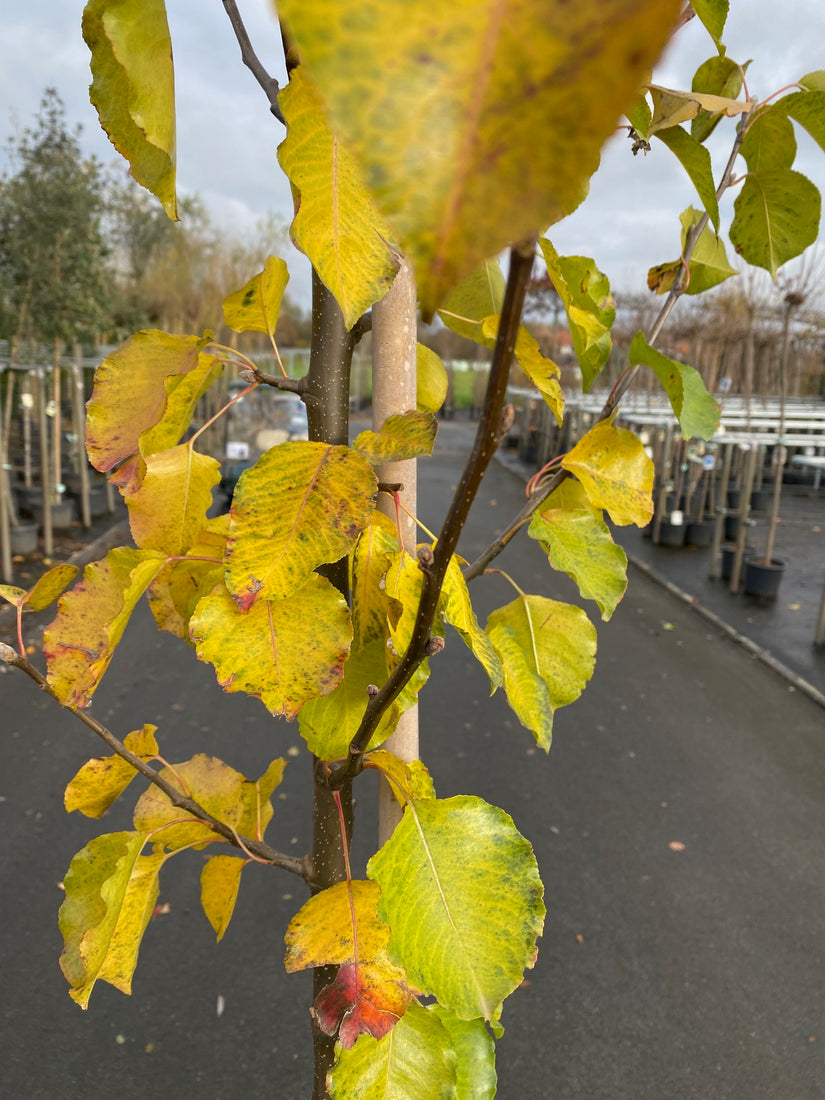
(0, 89, 310, 362)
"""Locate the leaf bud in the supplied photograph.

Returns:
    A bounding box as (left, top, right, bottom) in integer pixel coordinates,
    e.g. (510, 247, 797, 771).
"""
(366, 684, 380, 697)
(0, 642, 17, 663)
(417, 545, 435, 568)
(425, 636, 445, 657)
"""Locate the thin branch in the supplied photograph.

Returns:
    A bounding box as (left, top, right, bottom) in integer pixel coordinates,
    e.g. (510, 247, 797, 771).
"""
(324, 238, 537, 787)
(222, 1, 285, 124)
(1, 644, 309, 880)
(464, 115, 750, 583)
(242, 367, 307, 394)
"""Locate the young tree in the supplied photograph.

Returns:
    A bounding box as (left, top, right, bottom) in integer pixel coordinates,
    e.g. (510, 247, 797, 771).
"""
(2, 3, 824, 1098)
(0, 89, 110, 356)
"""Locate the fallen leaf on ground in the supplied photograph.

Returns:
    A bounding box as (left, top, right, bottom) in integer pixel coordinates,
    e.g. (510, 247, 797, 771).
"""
(669, 841, 686, 852)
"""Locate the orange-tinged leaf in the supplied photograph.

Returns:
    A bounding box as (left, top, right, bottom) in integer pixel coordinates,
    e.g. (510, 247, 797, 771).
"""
(132, 754, 245, 850)
(562, 422, 654, 527)
(225, 441, 376, 609)
(353, 411, 437, 464)
(64, 725, 160, 819)
(190, 576, 352, 720)
(123, 444, 221, 555)
(44, 548, 166, 707)
(222, 255, 289, 339)
(201, 855, 246, 941)
(277, 67, 399, 330)
(285, 879, 412, 1047)
(86, 331, 213, 472)
(59, 832, 163, 1008)
(278, 0, 685, 314)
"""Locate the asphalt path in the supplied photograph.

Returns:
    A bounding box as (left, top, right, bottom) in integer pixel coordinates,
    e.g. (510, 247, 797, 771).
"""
(2, 420, 824, 1098)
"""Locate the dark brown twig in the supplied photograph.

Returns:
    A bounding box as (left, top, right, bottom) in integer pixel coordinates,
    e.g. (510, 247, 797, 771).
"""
(324, 238, 537, 787)
(0, 644, 309, 880)
(222, 0, 286, 124)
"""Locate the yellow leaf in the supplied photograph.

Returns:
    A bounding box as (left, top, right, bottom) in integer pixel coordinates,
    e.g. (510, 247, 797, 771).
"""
(123, 444, 221, 556)
(86, 331, 214, 472)
(201, 855, 245, 942)
(44, 548, 166, 707)
(83, 0, 177, 219)
(416, 344, 449, 413)
(224, 441, 376, 609)
(440, 555, 503, 690)
(132, 754, 245, 850)
(481, 316, 564, 424)
(562, 422, 654, 527)
(277, 67, 398, 329)
(146, 517, 227, 639)
(65, 725, 160, 819)
(190, 576, 352, 720)
(353, 411, 438, 464)
(278, 0, 684, 313)
(222, 256, 289, 340)
(647, 85, 753, 135)
(365, 749, 436, 805)
(351, 515, 399, 650)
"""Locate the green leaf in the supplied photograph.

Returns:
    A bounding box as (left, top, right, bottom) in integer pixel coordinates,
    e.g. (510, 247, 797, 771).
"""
(440, 556, 503, 690)
(777, 89, 825, 157)
(417, 344, 449, 413)
(132, 754, 244, 850)
(44, 547, 166, 707)
(431, 1006, 497, 1100)
(629, 331, 720, 440)
(528, 480, 627, 621)
(690, 0, 729, 49)
(740, 108, 796, 172)
(653, 125, 720, 231)
(225, 442, 376, 610)
(64, 725, 159, 819)
(480, 317, 564, 425)
(539, 241, 615, 392)
(200, 855, 245, 942)
(82, 0, 177, 219)
(59, 832, 163, 1008)
(222, 256, 290, 340)
(190, 576, 352, 720)
(438, 259, 505, 345)
(329, 1001, 458, 1100)
(368, 795, 544, 1021)
(690, 56, 745, 143)
(122, 444, 221, 556)
(730, 169, 821, 278)
(85, 330, 214, 472)
(562, 422, 654, 526)
(487, 594, 597, 749)
(278, 0, 684, 314)
(277, 67, 398, 329)
(625, 94, 652, 141)
(800, 71, 825, 93)
(353, 411, 438, 464)
(647, 206, 738, 297)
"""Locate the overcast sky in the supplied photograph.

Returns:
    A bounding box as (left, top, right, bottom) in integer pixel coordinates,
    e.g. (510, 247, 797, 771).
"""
(3, 1, 825, 310)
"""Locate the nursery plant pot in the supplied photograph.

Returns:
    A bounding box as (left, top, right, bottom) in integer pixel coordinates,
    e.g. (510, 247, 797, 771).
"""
(720, 543, 753, 580)
(15, 486, 43, 519)
(743, 558, 786, 599)
(33, 498, 76, 531)
(727, 488, 741, 509)
(724, 514, 743, 541)
(685, 518, 715, 548)
(86, 484, 109, 518)
(657, 518, 686, 548)
(749, 488, 771, 512)
(9, 521, 39, 556)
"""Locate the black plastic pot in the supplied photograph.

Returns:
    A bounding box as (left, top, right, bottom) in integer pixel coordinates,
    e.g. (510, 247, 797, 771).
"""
(685, 518, 715, 547)
(657, 518, 686, 548)
(724, 514, 746, 541)
(9, 521, 39, 556)
(32, 499, 76, 531)
(720, 543, 753, 580)
(749, 488, 771, 512)
(743, 558, 786, 599)
(727, 488, 741, 509)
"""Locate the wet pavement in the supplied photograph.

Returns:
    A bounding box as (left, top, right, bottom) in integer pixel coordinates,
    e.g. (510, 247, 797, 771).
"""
(1, 415, 824, 1099)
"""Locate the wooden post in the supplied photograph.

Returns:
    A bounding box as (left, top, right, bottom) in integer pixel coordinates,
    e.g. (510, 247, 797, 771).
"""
(372, 258, 419, 845)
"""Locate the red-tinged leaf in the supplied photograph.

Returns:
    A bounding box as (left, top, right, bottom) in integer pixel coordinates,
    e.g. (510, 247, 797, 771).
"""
(44, 548, 166, 707)
(189, 576, 352, 720)
(285, 880, 412, 1047)
(224, 441, 376, 609)
(86, 331, 214, 472)
(316, 961, 411, 1048)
